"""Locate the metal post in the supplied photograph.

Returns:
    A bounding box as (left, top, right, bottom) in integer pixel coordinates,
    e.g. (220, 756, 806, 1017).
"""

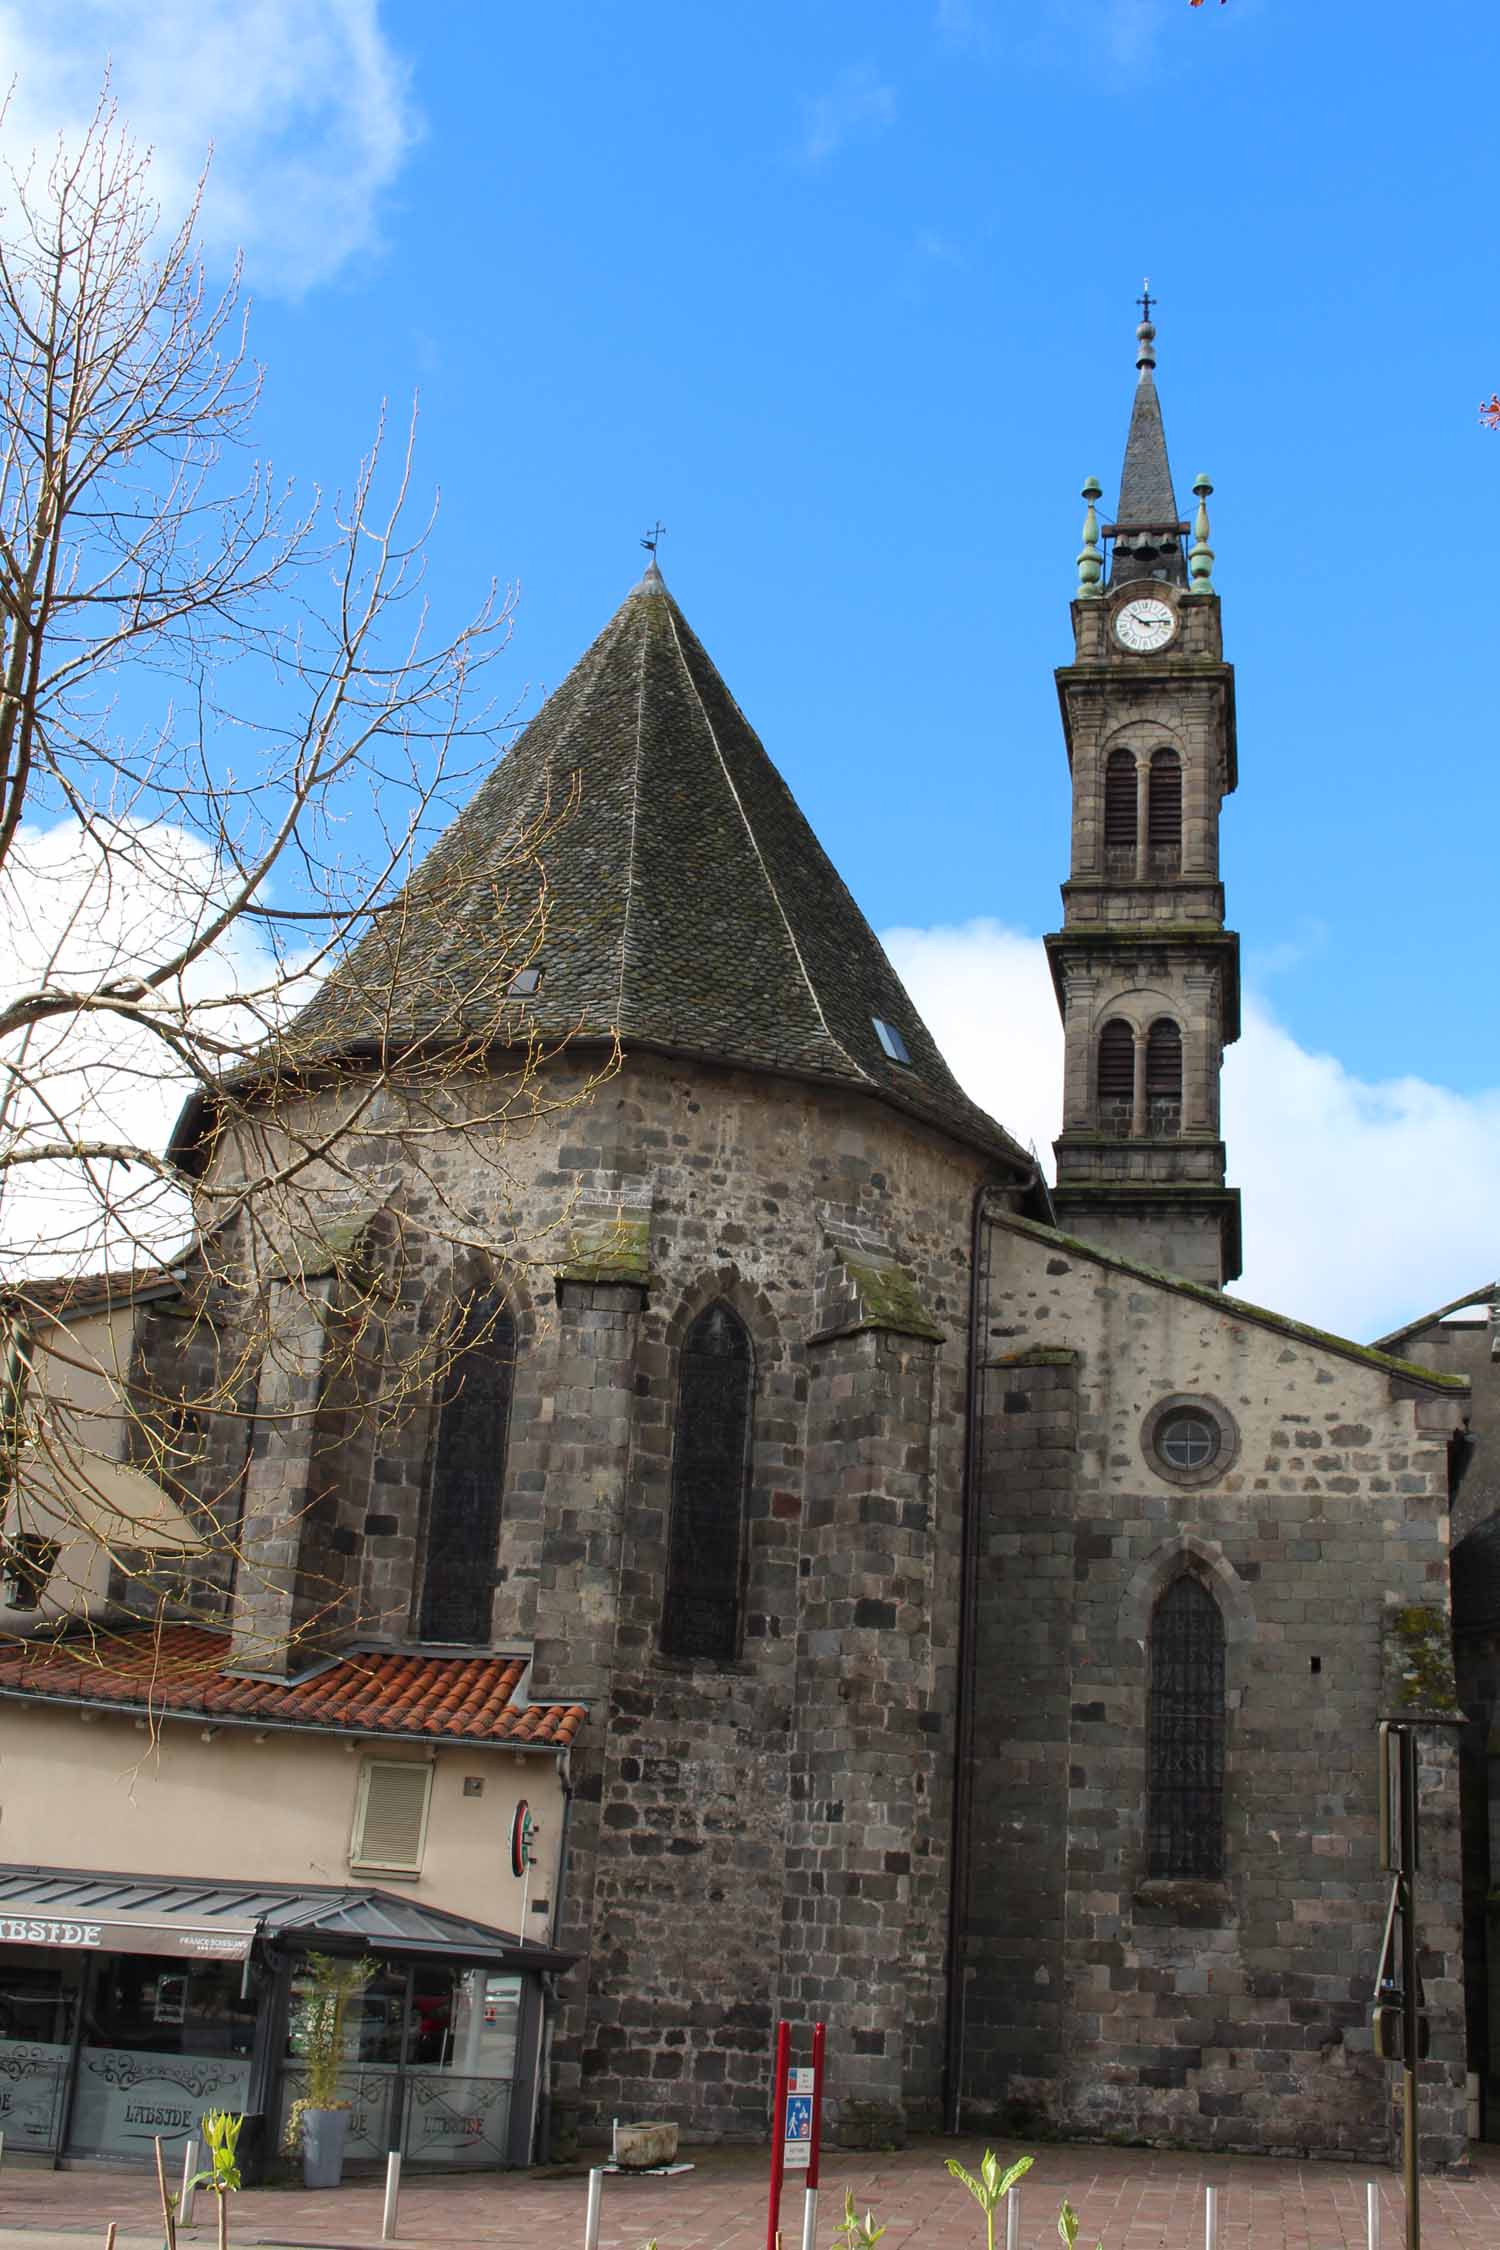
(178, 2136, 198, 2229)
(381, 2150, 402, 2240)
(1204, 2183, 1218, 2250)
(1367, 2179, 1381, 2250)
(1006, 2184, 1022, 2250)
(799, 2186, 819, 2250)
(800, 2022, 825, 2250)
(583, 2165, 603, 2250)
(769, 2025, 791, 2250)
(1399, 1731, 1420, 2250)
(765, 2020, 791, 2250)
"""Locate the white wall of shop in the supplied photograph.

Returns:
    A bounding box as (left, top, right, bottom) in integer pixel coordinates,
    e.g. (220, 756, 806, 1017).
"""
(0, 1707, 567, 1938)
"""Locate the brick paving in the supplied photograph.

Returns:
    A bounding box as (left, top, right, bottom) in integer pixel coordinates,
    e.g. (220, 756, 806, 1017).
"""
(4, 2141, 1500, 2250)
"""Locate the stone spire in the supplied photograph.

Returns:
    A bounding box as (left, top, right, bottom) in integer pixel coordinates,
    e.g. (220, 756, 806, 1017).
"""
(1109, 301, 1187, 586)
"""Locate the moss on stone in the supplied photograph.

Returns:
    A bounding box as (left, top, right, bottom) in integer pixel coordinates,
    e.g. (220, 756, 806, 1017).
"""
(1384, 1603, 1460, 1716)
(556, 1212, 652, 1286)
(841, 1254, 944, 1341)
(991, 1210, 1469, 1393)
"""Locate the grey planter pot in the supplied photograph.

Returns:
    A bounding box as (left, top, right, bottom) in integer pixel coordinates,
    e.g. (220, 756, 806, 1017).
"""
(300, 2106, 351, 2189)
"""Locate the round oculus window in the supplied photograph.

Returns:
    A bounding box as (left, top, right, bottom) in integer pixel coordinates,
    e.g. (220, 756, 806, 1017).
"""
(1156, 1410, 1219, 1472)
(1141, 1394, 1238, 1487)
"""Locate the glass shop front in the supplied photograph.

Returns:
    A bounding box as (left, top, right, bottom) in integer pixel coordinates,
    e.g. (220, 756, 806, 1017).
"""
(280, 1959, 527, 2169)
(0, 1911, 550, 2171)
(0, 1944, 255, 2163)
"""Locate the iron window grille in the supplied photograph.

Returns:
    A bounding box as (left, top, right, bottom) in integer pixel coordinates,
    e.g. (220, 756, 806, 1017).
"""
(418, 1292, 515, 1644)
(1148, 1574, 1226, 1879)
(661, 1301, 753, 1661)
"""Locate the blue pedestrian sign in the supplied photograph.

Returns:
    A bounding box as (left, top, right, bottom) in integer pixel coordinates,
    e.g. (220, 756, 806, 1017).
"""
(784, 2086, 814, 2170)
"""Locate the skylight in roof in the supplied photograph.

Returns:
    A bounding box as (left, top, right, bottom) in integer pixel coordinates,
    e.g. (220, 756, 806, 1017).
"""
(508, 967, 543, 997)
(873, 1018, 911, 1065)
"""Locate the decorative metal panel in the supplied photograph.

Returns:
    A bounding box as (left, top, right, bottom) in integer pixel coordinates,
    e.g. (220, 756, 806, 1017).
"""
(419, 1295, 515, 1644)
(661, 1302, 752, 1660)
(1148, 1574, 1226, 1878)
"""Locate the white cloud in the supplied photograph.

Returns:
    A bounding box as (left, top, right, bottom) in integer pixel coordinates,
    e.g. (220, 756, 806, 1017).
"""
(883, 917, 1500, 1346)
(801, 62, 896, 165)
(0, 819, 298, 1280)
(0, 0, 417, 295)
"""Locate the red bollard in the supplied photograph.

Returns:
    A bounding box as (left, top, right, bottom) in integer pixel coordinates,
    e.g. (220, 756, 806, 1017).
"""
(765, 2019, 791, 2250)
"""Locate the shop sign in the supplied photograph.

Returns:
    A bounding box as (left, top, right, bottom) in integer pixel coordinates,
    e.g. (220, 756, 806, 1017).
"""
(0, 1914, 252, 1959)
(0, 1917, 104, 1948)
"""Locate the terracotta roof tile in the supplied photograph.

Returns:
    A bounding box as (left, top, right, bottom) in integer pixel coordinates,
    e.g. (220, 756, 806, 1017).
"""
(0, 1626, 584, 1750)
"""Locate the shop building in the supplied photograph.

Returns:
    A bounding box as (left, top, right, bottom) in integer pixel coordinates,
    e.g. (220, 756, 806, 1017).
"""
(0, 1629, 579, 2168)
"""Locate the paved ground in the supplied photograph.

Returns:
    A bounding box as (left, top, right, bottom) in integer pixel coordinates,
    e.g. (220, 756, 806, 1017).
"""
(3, 2140, 1500, 2250)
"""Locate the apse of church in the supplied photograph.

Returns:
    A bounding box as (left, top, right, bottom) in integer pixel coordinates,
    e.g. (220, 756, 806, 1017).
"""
(63, 313, 1476, 2174)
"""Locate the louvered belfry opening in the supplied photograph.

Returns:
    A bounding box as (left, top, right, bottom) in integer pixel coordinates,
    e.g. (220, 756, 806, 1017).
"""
(1103, 749, 1138, 876)
(1147, 748, 1182, 875)
(418, 1290, 515, 1644)
(1148, 1574, 1226, 1878)
(1145, 1016, 1183, 1136)
(1097, 1017, 1135, 1134)
(662, 1301, 753, 1661)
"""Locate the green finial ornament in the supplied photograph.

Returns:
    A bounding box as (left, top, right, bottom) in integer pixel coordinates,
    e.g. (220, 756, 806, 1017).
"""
(1076, 476, 1104, 598)
(1188, 473, 1215, 594)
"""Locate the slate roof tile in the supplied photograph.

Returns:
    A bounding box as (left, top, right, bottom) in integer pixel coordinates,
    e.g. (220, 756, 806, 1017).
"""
(280, 564, 1034, 1175)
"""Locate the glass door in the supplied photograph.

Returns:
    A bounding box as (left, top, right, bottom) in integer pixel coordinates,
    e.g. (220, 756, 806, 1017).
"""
(0, 1947, 83, 2154)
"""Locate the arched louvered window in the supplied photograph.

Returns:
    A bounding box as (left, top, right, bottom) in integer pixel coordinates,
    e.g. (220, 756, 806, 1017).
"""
(662, 1301, 753, 1661)
(418, 1290, 515, 1644)
(1103, 750, 1138, 873)
(1147, 749, 1182, 875)
(1145, 1017, 1182, 1135)
(1148, 1575, 1226, 1878)
(1097, 1017, 1135, 1132)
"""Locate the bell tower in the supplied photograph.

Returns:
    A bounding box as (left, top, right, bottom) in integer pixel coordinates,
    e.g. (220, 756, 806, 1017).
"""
(1044, 305, 1242, 1287)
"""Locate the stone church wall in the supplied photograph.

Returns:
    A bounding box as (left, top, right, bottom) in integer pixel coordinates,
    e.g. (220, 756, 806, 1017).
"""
(171, 1047, 991, 2142)
(962, 1213, 1469, 2164)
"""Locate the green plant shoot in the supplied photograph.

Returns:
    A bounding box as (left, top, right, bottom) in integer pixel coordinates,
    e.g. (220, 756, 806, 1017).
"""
(833, 2187, 888, 2246)
(946, 2149, 1034, 2250)
(189, 2110, 244, 2250)
(1057, 2196, 1104, 2250)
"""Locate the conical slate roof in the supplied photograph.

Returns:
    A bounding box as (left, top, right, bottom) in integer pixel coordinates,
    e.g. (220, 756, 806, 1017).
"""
(284, 564, 1032, 1172)
(1109, 317, 1186, 587)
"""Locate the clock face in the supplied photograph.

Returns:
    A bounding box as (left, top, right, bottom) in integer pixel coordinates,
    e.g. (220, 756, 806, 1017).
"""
(1113, 596, 1175, 654)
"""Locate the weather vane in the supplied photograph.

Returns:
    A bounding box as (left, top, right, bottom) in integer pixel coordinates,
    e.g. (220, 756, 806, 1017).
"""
(1136, 279, 1156, 323)
(640, 521, 667, 559)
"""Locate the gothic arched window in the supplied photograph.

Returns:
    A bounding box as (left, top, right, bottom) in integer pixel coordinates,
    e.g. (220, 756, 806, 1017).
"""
(1098, 1017, 1135, 1133)
(1145, 1017, 1182, 1135)
(1147, 748, 1182, 875)
(1104, 750, 1137, 872)
(418, 1290, 515, 1644)
(661, 1301, 753, 1661)
(1148, 1574, 1226, 1878)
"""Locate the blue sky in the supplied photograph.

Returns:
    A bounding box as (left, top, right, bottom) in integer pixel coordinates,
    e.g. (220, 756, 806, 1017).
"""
(9, 0, 1500, 1333)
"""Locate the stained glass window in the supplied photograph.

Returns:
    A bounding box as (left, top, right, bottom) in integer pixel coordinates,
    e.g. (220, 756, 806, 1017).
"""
(661, 1301, 752, 1661)
(418, 1293, 515, 1644)
(1148, 1574, 1226, 1878)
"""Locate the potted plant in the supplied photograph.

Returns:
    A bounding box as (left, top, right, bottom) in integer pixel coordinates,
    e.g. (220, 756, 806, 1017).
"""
(282, 1953, 375, 2188)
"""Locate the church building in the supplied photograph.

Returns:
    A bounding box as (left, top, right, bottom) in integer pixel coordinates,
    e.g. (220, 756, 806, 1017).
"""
(0, 316, 1477, 2172)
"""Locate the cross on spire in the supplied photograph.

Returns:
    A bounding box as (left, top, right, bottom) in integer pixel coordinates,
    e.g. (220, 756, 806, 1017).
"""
(1136, 280, 1156, 325)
